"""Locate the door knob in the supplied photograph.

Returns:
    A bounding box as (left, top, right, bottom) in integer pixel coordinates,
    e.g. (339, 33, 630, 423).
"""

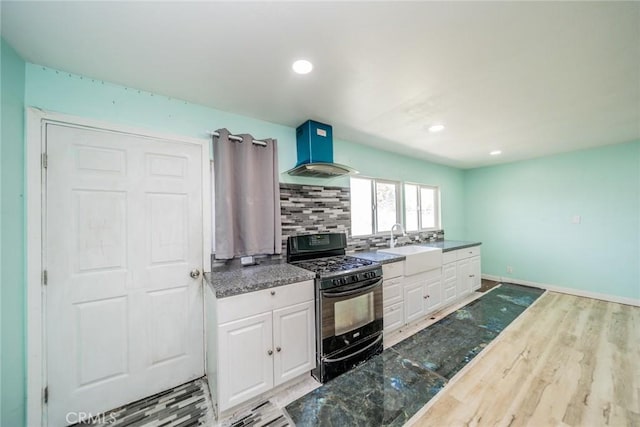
(276, 346, 281, 352)
(190, 269, 201, 279)
(267, 349, 273, 356)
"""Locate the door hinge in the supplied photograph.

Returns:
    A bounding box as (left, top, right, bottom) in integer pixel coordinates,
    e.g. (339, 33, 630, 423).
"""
(42, 270, 48, 286)
(43, 386, 48, 404)
(41, 153, 48, 169)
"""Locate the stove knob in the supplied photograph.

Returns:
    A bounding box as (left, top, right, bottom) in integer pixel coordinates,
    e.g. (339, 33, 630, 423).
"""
(341, 277, 348, 285)
(332, 279, 340, 287)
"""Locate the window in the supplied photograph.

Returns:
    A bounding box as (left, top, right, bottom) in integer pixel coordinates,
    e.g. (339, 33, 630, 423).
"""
(350, 177, 400, 236)
(404, 183, 440, 231)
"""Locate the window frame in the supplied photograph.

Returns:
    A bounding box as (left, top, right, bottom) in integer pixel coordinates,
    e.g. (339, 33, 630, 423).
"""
(403, 182, 441, 232)
(350, 176, 401, 237)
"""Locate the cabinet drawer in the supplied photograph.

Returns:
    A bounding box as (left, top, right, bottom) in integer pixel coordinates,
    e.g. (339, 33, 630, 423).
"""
(456, 246, 481, 260)
(444, 286, 457, 302)
(442, 251, 458, 265)
(383, 302, 404, 333)
(442, 263, 457, 281)
(383, 277, 403, 306)
(218, 280, 314, 324)
(382, 261, 403, 279)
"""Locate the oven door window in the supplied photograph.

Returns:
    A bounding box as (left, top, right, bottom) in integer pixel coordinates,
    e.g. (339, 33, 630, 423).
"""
(334, 292, 375, 336)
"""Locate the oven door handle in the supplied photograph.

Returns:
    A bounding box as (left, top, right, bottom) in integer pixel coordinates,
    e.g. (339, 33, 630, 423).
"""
(323, 334, 383, 363)
(322, 278, 382, 298)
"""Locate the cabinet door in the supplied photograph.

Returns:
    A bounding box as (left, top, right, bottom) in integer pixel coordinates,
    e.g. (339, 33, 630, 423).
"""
(470, 256, 481, 290)
(218, 312, 273, 411)
(383, 302, 404, 334)
(273, 301, 316, 386)
(456, 258, 471, 296)
(383, 277, 404, 306)
(404, 281, 426, 325)
(443, 263, 458, 303)
(424, 275, 442, 313)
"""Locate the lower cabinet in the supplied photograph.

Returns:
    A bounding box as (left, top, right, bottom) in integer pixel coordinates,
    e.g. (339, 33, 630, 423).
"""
(470, 256, 481, 290)
(218, 312, 273, 409)
(382, 264, 404, 334)
(456, 258, 472, 295)
(383, 302, 404, 333)
(403, 281, 426, 324)
(381, 246, 481, 337)
(214, 281, 315, 412)
(456, 256, 482, 295)
(442, 262, 458, 304)
(403, 269, 443, 325)
(273, 301, 315, 385)
(424, 274, 443, 312)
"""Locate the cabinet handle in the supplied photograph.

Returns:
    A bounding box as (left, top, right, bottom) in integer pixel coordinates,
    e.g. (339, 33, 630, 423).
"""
(270, 290, 276, 296)
(276, 346, 281, 352)
(470, 275, 475, 278)
(267, 349, 273, 356)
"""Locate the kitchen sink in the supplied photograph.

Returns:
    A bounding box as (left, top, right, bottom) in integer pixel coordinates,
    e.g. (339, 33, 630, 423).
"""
(379, 245, 443, 276)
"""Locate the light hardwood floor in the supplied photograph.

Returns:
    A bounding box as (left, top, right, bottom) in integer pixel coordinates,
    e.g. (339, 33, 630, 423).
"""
(411, 292, 640, 427)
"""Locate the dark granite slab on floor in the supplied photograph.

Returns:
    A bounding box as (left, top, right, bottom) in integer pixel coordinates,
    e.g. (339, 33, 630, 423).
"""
(285, 350, 446, 427)
(453, 284, 544, 333)
(391, 319, 498, 380)
(285, 283, 544, 426)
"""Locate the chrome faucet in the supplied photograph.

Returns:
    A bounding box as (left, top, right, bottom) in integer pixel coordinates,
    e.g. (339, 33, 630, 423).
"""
(389, 223, 406, 248)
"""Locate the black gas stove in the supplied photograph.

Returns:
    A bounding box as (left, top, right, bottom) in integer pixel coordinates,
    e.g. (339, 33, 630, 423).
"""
(287, 233, 384, 383)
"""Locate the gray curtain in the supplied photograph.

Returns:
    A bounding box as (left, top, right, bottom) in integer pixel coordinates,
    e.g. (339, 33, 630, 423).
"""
(213, 128, 282, 259)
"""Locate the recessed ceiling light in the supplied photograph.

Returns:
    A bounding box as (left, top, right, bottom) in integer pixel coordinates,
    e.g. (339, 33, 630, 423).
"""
(428, 124, 445, 133)
(292, 59, 313, 74)
(490, 150, 502, 156)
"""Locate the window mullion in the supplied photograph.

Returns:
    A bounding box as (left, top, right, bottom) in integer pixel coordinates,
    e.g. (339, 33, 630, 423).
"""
(371, 180, 377, 234)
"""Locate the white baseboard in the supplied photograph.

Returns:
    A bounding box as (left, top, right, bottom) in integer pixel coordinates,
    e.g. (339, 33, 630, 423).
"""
(481, 274, 640, 307)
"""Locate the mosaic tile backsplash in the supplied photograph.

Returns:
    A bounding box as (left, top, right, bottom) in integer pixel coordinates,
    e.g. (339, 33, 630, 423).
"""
(280, 183, 443, 253)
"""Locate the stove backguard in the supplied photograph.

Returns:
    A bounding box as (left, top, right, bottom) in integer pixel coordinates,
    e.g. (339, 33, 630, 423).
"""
(287, 233, 347, 262)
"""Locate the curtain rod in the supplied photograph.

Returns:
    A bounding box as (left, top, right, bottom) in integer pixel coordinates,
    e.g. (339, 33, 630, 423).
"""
(208, 130, 268, 147)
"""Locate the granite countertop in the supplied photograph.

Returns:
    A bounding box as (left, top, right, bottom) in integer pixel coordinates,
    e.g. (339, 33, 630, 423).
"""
(419, 240, 482, 252)
(354, 240, 482, 264)
(353, 251, 406, 264)
(204, 261, 316, 299)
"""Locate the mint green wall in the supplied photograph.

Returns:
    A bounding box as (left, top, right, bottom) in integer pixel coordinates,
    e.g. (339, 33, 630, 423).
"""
(465, 141, 640, 300)
(24, 64, 467, 239)
(1, 38, 27, 427)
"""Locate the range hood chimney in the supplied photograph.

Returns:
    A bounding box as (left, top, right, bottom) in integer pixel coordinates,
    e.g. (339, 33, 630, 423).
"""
(286, 120, 358, 178)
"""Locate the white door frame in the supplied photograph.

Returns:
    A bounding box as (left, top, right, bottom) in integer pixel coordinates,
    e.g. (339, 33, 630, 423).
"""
(25, 107, 212, 426)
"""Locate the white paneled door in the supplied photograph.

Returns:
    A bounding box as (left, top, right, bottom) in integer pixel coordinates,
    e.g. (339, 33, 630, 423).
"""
(45, 124, 204, 426)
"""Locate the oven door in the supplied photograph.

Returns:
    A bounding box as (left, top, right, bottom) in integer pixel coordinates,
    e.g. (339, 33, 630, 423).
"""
(319, 277, 383, 357)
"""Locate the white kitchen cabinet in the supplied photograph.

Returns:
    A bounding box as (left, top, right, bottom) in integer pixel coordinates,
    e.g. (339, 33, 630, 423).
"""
(404, 281, 426, 324)
(218, 312, 273, 409)
(442, 262, 458, 304)
(383, 301, 404, 334)
(382, 261, 403, 279)
(383, 262, 405, 334)
(452, 246, 482, 299)
(214, 280, 315, 412)
(424, 274, 443, 312)
(383, 276, 404, 306)
(456, 258, 472, 295)
(273, 301, 315, 385)
(470, 256, 481, 291)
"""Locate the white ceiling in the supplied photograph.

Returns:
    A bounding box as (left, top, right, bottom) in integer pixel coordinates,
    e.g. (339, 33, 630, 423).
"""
(2, 1, 639, 169)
